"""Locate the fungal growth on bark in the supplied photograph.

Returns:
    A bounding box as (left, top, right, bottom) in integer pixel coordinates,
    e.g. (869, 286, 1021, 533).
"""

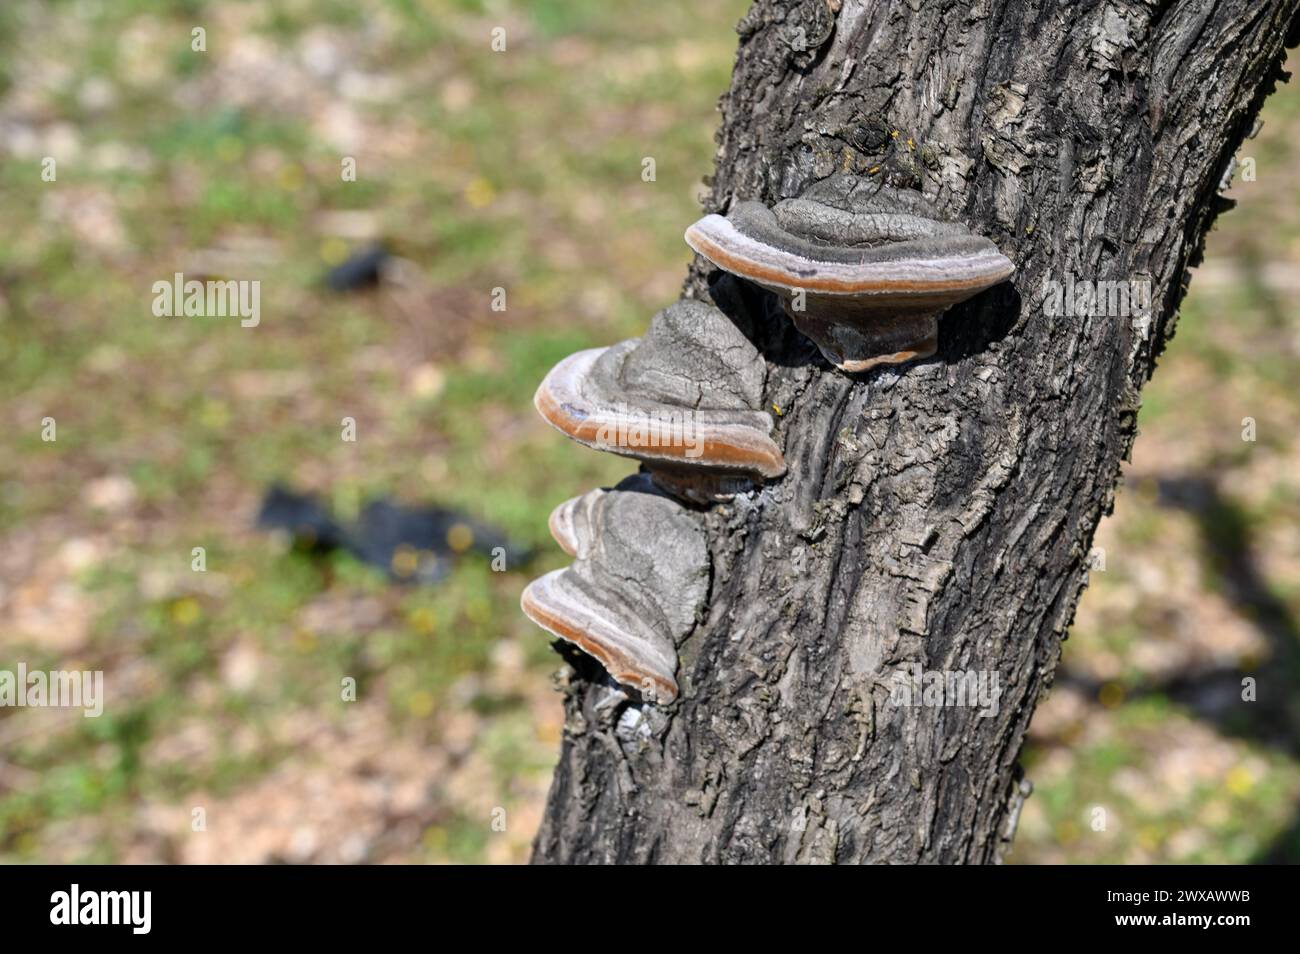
(685, 173, 1015, 372)
(546, 488, 599, 559)
(520, 476, 709, 704)
(533, 298, 785, 501)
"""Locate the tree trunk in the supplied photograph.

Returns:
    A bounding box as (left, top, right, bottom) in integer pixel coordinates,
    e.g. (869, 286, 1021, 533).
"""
(532, 0, 1300, 864)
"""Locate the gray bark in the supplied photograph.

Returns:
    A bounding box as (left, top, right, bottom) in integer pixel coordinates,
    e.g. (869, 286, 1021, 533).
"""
(532, 0, 1300, 864)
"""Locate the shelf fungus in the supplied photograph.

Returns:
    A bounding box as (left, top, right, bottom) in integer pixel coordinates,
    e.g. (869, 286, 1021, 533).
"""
(684, 174, 1015, 372)
(546, 489, 592, 559)
(521, 480, 709, 703)
(533, 298, 785, 501)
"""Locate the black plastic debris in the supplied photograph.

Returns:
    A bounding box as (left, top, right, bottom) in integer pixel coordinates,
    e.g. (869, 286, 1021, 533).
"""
(256, 485, 349, 552)
(257, 484, 532, 583)
(324, 244, 391, 292)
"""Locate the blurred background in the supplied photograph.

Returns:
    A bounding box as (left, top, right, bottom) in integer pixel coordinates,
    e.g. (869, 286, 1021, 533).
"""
(0, 0, 1296, 864)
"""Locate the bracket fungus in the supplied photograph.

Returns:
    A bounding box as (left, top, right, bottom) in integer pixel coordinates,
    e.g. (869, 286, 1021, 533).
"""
(546, 484, 606, 559)
(684, 174, 1015, 372)
(534, 298, 785, 501)
(521, 478, 709, 704)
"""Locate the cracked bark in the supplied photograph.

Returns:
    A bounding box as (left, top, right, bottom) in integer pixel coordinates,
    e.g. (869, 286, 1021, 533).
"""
(532, 0, 1300, 864)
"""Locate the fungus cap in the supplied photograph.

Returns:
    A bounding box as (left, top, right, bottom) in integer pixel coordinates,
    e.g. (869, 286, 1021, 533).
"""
(533, 299, 786, 487)
(522, 481, 709, 703)
(547, 488, 603, 558)
(685, 175, 1014, 372)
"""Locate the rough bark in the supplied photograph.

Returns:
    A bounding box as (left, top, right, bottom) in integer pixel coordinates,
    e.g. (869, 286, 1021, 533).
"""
(532, 0, 1300, 864)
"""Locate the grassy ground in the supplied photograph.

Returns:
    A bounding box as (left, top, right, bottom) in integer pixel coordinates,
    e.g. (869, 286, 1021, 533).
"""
(0, 0, 1297, 863)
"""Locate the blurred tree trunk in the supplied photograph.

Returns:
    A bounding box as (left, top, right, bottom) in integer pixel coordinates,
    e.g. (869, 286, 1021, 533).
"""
(532, 0, 1300, 863)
